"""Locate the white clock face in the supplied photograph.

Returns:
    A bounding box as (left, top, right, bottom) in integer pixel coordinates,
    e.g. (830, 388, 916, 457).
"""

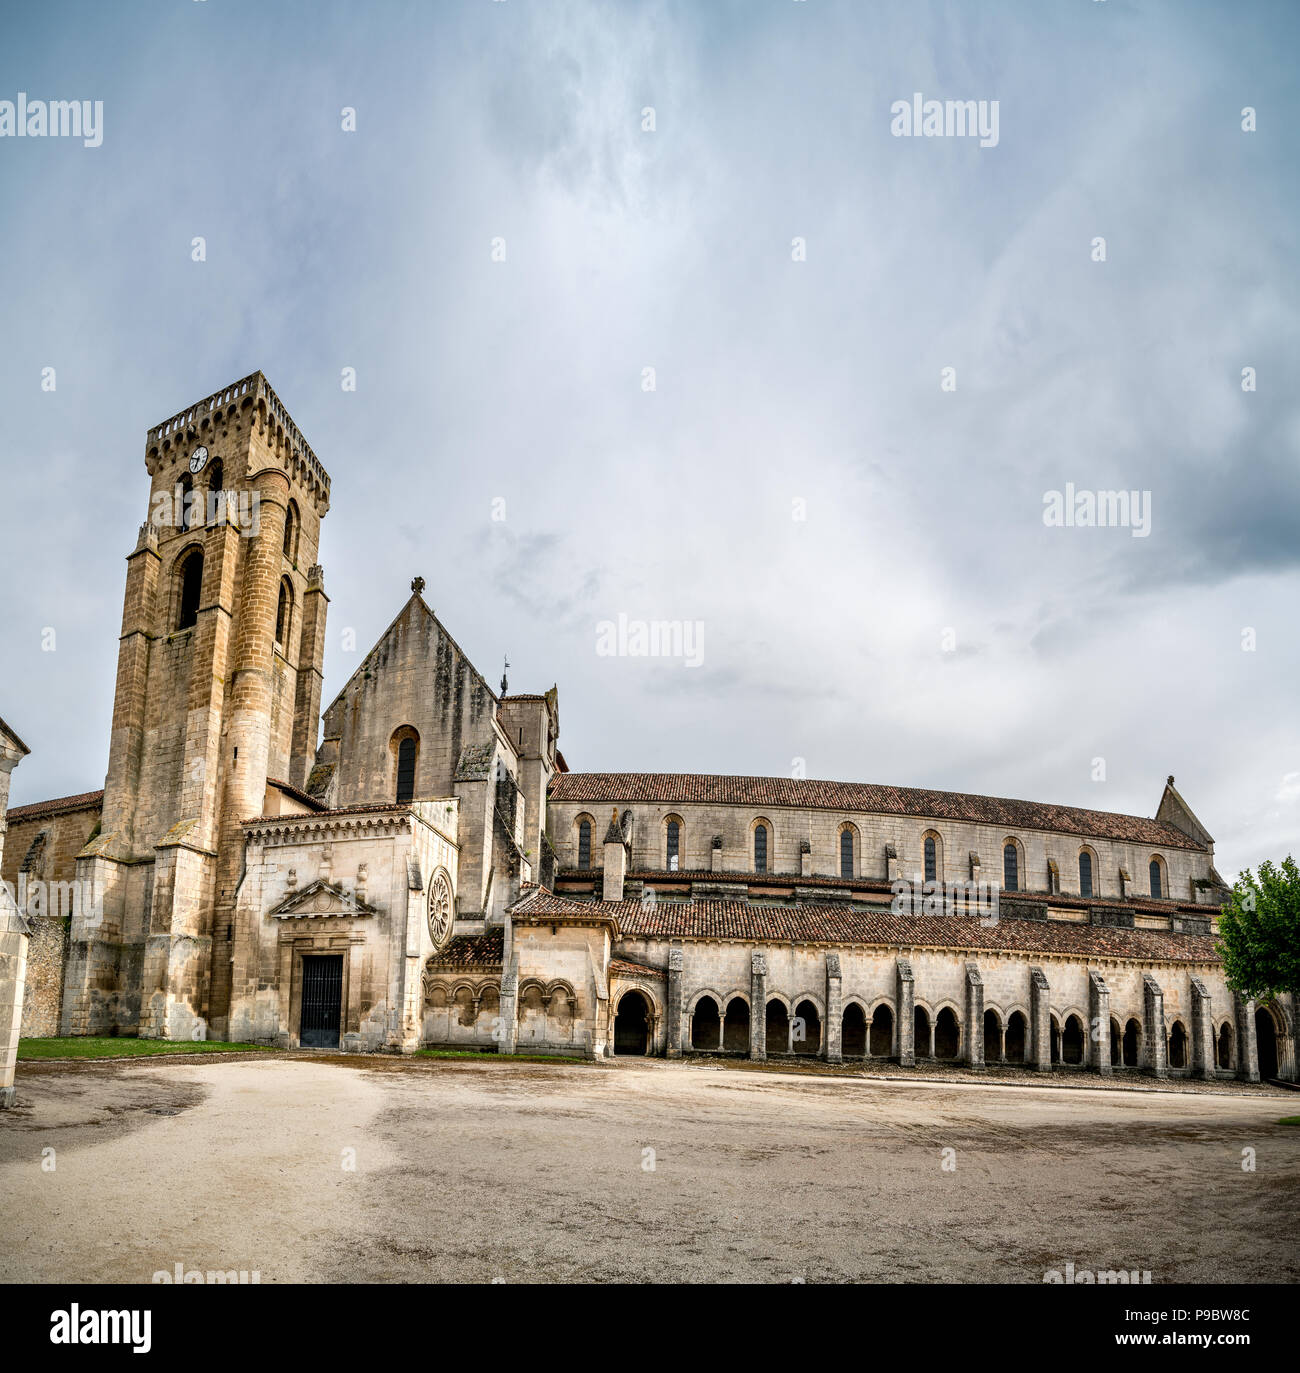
(189, 445, 209, 474)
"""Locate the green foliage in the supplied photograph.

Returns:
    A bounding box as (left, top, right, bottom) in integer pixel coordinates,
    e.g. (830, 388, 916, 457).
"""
(1218, 856, 1300, 1002)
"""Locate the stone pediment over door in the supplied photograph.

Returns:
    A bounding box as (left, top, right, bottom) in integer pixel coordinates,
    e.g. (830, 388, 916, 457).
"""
(270, 878, 378, 920)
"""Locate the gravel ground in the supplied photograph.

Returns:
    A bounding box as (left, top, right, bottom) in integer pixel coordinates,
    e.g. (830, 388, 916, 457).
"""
(1, 1054, 1296, 1284)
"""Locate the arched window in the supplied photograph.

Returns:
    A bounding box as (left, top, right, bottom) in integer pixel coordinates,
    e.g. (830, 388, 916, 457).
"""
(753, 821, 770, 874)
(1149, 857, 1163, 899)
(924, 835, 937, 884)
(179, 472, 195, 530)
(840, 827, 854, 880)
(391, 727, 419, 803)
(577, 818, 592, 870)
(206, 459, 223, 523)
(396, 739, 416, 802)
(1003, 841, 1019, 893)
(275, 577, 293, 646)
(283, 499, 299, 561)
(176, 549, 203, 630)
(1078, 850, 1093, 898)
(666, 817, 681, 872)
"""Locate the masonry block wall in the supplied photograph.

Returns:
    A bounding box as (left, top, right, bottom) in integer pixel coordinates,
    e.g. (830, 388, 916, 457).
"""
(62, 374, 330, 1041)
(547, 794, 1218, 906)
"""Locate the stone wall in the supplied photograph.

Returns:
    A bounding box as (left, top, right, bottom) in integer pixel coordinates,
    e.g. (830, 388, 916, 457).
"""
(0, 800, 100, 1040)
(19, 917, 67, 1037)
(548, 798, 1215, 905)
(230, 800, 459, 1051)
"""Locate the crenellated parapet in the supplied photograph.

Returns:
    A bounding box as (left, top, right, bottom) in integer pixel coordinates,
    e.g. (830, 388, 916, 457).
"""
(144, 371, 330, 511)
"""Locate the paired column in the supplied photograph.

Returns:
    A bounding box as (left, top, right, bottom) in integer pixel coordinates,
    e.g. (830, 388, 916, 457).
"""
(964, 962, 984, 1068)
(1235, 992, 1259, 1083)
(749, 952, 767, 1061)
(1089, 971, 1113, 1075)
(825, 954, 842, 1063)
(666, 947, 683, 1058)
(1190, 977, 1215, 1080)
(1029, 967, 1052, 1071)
(1142, 974, 1168, 1078)
(895, 959, 915, 1066)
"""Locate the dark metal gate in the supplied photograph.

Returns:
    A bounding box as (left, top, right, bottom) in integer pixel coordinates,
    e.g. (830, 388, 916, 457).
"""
(300, 955, 343, 1048)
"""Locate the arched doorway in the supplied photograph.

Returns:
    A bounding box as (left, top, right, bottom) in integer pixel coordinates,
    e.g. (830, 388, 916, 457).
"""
(765, 999, 790, 1054)
(1122, 1018, 1141, 1068)
(1062, 1015, 1085, 1066)
(1217, 1023, 1233, 1071)
(983, 1009, 1003, 1062)
(1256, 1007, 1280, 1080)
(793, 999, 821, 1055)
(1110, 1018, 1123, 1066)
(614, 991, 650, 1056)
(723, 998, 750, 1053)
(934, 1007, 960, 1060)
(914, 1006, 932, 1059)
(1169, 1021, 1187, 1070)
(1005, 1011, 1026, 1064)
(691, 995, 721, 1051)
(869, 1004, 893, 1057)
(841, 1003, 867, 1058)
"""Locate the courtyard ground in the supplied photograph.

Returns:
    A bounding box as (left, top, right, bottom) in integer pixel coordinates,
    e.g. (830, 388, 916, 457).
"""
(1, 1054, 1296, 1284)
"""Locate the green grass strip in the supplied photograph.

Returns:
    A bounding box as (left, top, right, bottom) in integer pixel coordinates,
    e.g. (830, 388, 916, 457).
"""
(17, 1037, 274, 1060)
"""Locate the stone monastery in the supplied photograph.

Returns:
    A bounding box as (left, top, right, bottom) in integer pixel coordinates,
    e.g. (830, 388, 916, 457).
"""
(3, 373, 1295, 1085)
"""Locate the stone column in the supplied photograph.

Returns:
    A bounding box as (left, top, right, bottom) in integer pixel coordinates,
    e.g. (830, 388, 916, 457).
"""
(749, 951, 767, 1061)
(896, 959, 915, 1066)
(964, 962, 984, 1068)
(666, 946, 683, 1058)
(1088, 970, 1113, 1076)
(1142, 973, 1168, 1078)
(1029, 967, 1052, 1071)
(0, 902, 30, 1109)
(289, 564, 329, 790)
(1286, 993, 1300, 1083)
(1235, 992, 1259, 1083)
(0, 743, 28, 1106)
(1190, 976, 1215, 1080)
(498, 950, 518, 1056)
(825, 954, 843, 1063)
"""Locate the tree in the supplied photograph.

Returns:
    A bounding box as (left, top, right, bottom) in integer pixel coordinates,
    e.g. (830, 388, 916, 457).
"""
(1217, 856, 1300, 1003)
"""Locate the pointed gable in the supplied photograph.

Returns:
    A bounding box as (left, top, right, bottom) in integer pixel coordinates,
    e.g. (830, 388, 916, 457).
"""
(317, 587, 504, 808)
(1155, 775, 1214, 849)
(270, 878, 378, 920)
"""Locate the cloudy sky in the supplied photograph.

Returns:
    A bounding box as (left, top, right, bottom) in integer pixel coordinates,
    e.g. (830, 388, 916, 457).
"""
(1, 0, 1296, 881)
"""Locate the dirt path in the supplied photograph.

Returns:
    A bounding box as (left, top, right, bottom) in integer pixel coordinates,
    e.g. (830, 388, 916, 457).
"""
(1, 1057, 1295, 1284)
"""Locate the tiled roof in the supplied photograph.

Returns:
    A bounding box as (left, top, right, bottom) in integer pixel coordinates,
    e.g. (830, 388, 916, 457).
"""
(548, 773, 1202, 851)
(561, 869, 1217, 918)
(609, 957, 667, 979)
(267, 777, 327, 812)
(6, 789, 104, 823)
(510, 890, 1220, 965)
(427, 929, 505, 968)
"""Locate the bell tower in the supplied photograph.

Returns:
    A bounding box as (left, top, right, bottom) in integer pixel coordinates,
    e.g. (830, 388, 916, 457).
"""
(64, 373, 330, 1040)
